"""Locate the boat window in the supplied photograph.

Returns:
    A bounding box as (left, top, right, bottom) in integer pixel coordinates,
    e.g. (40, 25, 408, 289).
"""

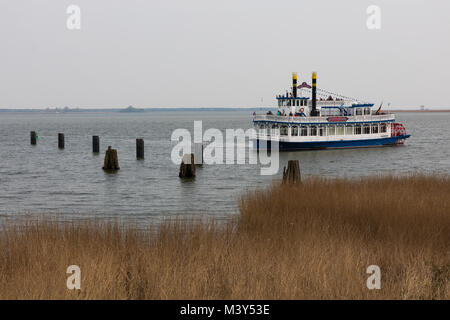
(280, 125, 288, 136)
(300, 126, 308, 136)
(346, 125, 353, 135)
(356, 108, 363, 116)
(291, 125, 299, 136)
(259, 124, 265, 134)
(319, 126, 325, 136)
(355, 125, 362, 135)
(380, 123, 387, 133)
(332, 108, 340, 116)
(363, 124, 371, 134)
(271, 124, 279, 136)
(310, 126, 317, 136)
(266, 126, 270, 136)
(328, 125, 336, 136)
(372, 124, 379, 134)
(364, 107, 371, 115)
(336, 125, 345, 135)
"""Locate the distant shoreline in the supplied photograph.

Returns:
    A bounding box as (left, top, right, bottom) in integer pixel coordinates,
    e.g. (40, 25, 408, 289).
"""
(0, 107, 271, 113)
(391, 109, 450, 113)
(0, 107, 449, 113)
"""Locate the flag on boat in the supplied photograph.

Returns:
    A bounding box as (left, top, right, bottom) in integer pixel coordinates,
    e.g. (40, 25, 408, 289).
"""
(376, 102, 383, 114)
(297, 82, 312, 89)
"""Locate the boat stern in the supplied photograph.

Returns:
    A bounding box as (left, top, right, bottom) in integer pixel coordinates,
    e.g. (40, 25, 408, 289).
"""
(391, 123, 410, 145)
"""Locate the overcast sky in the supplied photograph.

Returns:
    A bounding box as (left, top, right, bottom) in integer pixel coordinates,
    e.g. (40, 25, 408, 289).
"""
(0, 0, 449, 109)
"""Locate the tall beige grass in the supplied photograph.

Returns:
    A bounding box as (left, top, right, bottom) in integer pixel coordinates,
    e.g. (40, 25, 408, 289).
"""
(0, 175, 448, 299)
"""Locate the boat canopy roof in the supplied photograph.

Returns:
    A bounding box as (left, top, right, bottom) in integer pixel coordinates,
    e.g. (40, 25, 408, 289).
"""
(350, 103, 374, 108)
(276, 96, 309, 100)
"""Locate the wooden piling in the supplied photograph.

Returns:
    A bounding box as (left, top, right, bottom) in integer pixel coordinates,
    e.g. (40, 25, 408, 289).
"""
(136, 138, 144, 159)
(93, 136, 100, 153)
(103, 146, 120, 171)
(179, 154, 195, 178)
(282, 160, 301, 184)
(30, 131, 37, 145)
(58, 133, 64, 149)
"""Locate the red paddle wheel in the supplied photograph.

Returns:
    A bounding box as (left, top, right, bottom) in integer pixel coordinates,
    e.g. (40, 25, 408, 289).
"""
(391, 123, 407, 145)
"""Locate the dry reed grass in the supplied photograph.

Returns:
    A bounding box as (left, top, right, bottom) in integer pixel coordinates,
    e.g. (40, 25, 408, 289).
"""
(0, 175, 448, 299)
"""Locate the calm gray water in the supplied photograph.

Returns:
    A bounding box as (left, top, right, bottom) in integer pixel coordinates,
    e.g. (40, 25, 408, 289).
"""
(0, 111, 448, 223)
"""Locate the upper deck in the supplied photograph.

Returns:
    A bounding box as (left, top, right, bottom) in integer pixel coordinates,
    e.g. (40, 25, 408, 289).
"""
(253, 113, 395, 125)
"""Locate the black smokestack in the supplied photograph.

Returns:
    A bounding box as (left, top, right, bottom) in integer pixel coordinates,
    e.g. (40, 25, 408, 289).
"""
(311, 72, 318, 116)
(292, 72, 297, 98)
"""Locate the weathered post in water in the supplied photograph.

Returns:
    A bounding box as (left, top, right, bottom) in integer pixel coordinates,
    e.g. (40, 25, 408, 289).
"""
(282, 160, 301, 184)
(179, 154, 195, 178)
(93, 136, 100, 153)
(30, 131, 37, 145)
(103, 146, 120, 171)
(58, 133, 65, 149)
(136, 138, 144, 159)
